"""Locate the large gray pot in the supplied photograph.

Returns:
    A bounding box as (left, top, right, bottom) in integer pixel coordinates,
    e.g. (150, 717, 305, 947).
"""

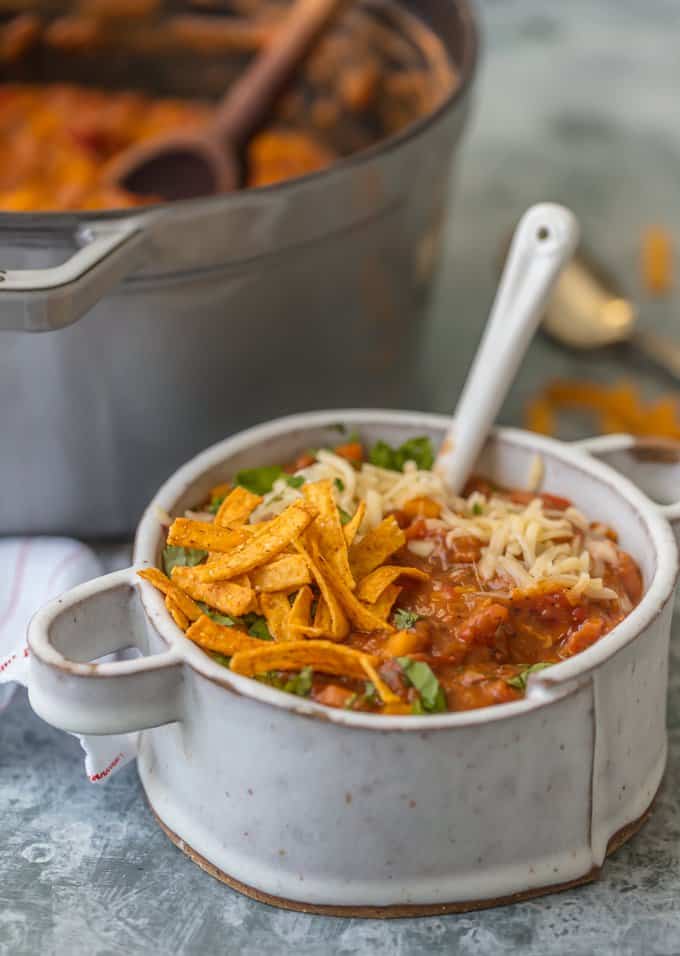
(0, 0, 478, 536)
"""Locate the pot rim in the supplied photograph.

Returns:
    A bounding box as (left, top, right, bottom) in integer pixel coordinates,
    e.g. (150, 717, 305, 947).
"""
(0, 0, 479, 230)
(133, 408, 678, 731)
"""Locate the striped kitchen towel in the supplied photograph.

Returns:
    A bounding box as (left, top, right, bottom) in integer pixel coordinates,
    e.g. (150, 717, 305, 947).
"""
(0, 538, 137, 782)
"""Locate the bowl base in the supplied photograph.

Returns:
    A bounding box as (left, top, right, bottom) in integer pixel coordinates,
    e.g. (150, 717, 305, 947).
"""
(148, 792, 656, 919)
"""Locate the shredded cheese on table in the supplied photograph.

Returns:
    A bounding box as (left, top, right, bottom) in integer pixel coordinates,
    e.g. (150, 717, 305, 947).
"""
(246, 453, 621, 605)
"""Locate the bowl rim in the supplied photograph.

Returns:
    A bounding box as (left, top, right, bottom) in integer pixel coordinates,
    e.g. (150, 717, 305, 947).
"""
(134, 408, 678, 731)
(0, 0, 479, 228)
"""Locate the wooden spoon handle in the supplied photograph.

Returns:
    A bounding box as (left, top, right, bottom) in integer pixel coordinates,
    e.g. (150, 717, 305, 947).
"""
(215, 0, 350, 146)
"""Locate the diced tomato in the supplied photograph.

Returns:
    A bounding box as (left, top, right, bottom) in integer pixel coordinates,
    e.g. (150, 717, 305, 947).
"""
(447, 535, 482, 563)
(334, 442, 364, 463)
(458, 604, 509, 646)
(539, 492, 572, 510)
(508, 490, 534, 506)
(384, 629, 430, 657)
(508, 490, 571, 510)
(448, 678, 520, 711)
(514, 587, 571, 622)
(463, 476, 496, 497)
(402, 497, 441, 519)
(388, 509, 411, 530)
(562, 618, 604, 656)
(286, 452, 316, 473)
(617, 551, 643, 604)
(378, 659, 408, 694)
(404, 518, 429, 540)
(314, 685, 355, 709)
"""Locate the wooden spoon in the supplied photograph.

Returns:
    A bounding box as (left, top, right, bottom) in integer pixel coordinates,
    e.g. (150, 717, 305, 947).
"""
(106, 0, 350, 201)
(435, 203, 580, 494)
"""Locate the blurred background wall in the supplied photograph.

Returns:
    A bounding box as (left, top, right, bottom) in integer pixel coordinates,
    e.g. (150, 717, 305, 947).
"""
(423, 0, 680, 431)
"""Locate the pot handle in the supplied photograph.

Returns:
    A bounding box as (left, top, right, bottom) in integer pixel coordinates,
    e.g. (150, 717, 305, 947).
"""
(27, 567, 184, 735)
(0, 218, 147, 333)
(573, 433, 680, 540)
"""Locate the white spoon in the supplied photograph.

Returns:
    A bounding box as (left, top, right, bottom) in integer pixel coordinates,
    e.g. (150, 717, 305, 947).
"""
(435, 203, 580, 494)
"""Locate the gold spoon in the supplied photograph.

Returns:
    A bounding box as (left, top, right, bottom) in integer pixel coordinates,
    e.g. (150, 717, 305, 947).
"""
(542, 248, 680, 380)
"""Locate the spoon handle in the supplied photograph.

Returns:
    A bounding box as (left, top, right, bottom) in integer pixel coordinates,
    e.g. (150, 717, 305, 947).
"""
(436, 203, 580, 494)
(216, 0, 349, 146)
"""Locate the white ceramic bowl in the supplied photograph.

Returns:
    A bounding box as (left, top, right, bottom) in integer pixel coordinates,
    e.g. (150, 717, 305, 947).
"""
(28, 411, 680, 916)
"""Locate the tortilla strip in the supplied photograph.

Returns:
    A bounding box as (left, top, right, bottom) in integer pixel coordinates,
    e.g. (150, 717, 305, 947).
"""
(361, 658, 401, 704)
(312, 596, 332, 632)
(251, 554, 311, 593)
(317, 554, 393, 634)
(167, 517, 249, 553)
(138, 568, 201, 621)
(356, 565, 428, 604)
(186, 615, 266, 656)
(295, 541, 349, 640)
(230, 640, 377, 680)
(260, 592, 293, 642)
(303, 480, 354, 588)
(165, 595, 189, 631)
(369, 583, 402, 622)
(214, 486, 262, 528)
(349, 515, 406, 582)
(171, 566, 255, 617)
(193, 500, 318, 583)
(382, 702, 414, 715)
(287, 586, 323, 640)
(343, 500, 366, 548)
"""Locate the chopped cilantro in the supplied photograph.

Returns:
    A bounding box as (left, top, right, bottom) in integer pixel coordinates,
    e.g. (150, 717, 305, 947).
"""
(393, 608, 422, 630)
(472, 502, 483, 516)
(344, 681, 378, 711)
(243, 614, 273, 641)
(286, 667, 313, 697)
(368, 436, 434, 472)
(257, 667, 313, 698)
(197, 603, 237, 627)
(210, 652, 232, 668)
(162, 546, 208, 576)
(398, 658, 447, 713)
(368, 440, 398, 470)
(338, 507, 352, 525)
(285, 475, 306, 489)
(255, 672, 284, 690)
(506, 662, 553, 691)
(235, 466, 284, 495)
(334, 478, 345, 492)
(208, 495, 226, 515)
(196, 604, 272, 640)
(330, 423, 347, 435)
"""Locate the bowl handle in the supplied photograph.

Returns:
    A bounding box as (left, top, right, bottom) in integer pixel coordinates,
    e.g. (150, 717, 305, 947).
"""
(0, 218, 148, 333)
(573, 434, 680, 542)
(27, 567, 184, 735)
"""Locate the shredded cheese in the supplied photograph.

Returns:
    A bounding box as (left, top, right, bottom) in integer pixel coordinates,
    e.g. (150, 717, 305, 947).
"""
(527, 454, 545, 492)
(247, 452, 622, 604)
